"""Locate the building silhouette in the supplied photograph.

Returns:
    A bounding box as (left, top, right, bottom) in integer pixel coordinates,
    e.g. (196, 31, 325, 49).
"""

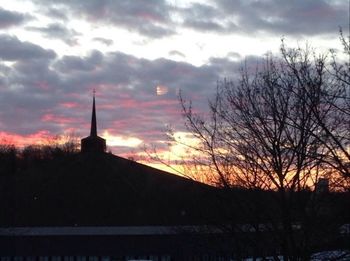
(81, 93, 106, 153)
(0, 94, 232, 260)
(0, 95, 348, 260)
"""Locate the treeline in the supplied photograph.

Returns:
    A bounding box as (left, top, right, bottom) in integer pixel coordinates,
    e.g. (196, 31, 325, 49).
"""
(0, 142, 79, 176)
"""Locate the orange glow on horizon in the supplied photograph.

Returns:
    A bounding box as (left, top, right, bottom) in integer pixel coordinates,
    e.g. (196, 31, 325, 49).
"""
(0, 130, 80, 148)
(0, 131, 54, 147)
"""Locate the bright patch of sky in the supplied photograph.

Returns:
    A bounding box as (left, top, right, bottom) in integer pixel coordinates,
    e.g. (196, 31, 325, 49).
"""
(103, 130, 142, 148)
(0, 0, 344, 66)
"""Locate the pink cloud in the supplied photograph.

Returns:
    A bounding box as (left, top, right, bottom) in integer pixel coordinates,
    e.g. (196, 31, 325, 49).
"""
(0, 130, 54, 147)
(119, 98, 178, 109)
(120, 99, 138, 108)
(41, 113, 75, 124)
(60, 102, 79, 108)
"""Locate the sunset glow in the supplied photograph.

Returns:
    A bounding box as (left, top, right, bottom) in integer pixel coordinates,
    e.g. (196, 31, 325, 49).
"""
(0, 0, 347, 174)
(102, 130, 143, 148)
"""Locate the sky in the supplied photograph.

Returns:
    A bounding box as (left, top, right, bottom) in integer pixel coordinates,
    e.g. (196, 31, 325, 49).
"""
(0, 0, 348, 171)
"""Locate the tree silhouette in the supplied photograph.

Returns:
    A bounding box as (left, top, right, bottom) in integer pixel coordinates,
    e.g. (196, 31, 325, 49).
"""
(172, 35, 349, 260)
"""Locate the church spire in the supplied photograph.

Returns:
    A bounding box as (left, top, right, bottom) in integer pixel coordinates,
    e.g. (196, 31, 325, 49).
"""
(90, 89, 97, 137)
(81, 89, 107, 153)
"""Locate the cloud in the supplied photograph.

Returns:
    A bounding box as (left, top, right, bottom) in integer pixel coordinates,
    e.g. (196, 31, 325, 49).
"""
(0, 34, 56, 61)
(0, 38, 244, 154)
(178, 3, 231, 33)
(30, 0, 346, 39)
(26, 23, 80, 46)
(169, 50, 186, 58)
(227, 52, 241, 60)
(54, 50, 103, 73)
(33, 0, 176, 38)
(43, 7, 69, 21)
(0, 0, 344, 160)
(0, 130, 54, 147)
(93, 37, 113, 46)
(213, 0, 348, 35)
(176, 0, 347, 36)
(0, 8, 32, 28)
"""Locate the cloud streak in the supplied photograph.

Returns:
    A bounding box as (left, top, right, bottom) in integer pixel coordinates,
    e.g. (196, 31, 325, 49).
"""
(27, 23, 80, 46)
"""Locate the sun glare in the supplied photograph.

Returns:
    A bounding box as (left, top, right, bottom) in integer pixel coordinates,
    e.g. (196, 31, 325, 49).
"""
(156, 85, 169, 95)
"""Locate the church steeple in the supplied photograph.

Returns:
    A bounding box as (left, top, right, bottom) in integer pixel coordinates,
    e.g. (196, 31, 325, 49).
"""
(90, 91, 97, 137)
(81, 91, 106, 153)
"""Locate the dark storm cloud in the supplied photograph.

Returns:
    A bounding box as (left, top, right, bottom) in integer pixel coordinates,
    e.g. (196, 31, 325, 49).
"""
(34, 0, 175, 38)
(0, 34, 56, 61)
(0, 8, 32, 28)
(27, 23, 80, 46)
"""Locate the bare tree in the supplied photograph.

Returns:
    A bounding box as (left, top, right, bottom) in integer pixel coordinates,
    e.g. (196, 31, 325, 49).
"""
(281, 33, 350, 180)
(173, 38, 349, 260)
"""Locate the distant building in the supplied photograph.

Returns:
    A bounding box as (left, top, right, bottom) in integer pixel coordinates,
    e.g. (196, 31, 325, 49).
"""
(315, 178, 329, 193)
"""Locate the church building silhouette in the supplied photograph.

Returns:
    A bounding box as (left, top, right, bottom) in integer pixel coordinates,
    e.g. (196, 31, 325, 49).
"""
(0, 94, 235, 260)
